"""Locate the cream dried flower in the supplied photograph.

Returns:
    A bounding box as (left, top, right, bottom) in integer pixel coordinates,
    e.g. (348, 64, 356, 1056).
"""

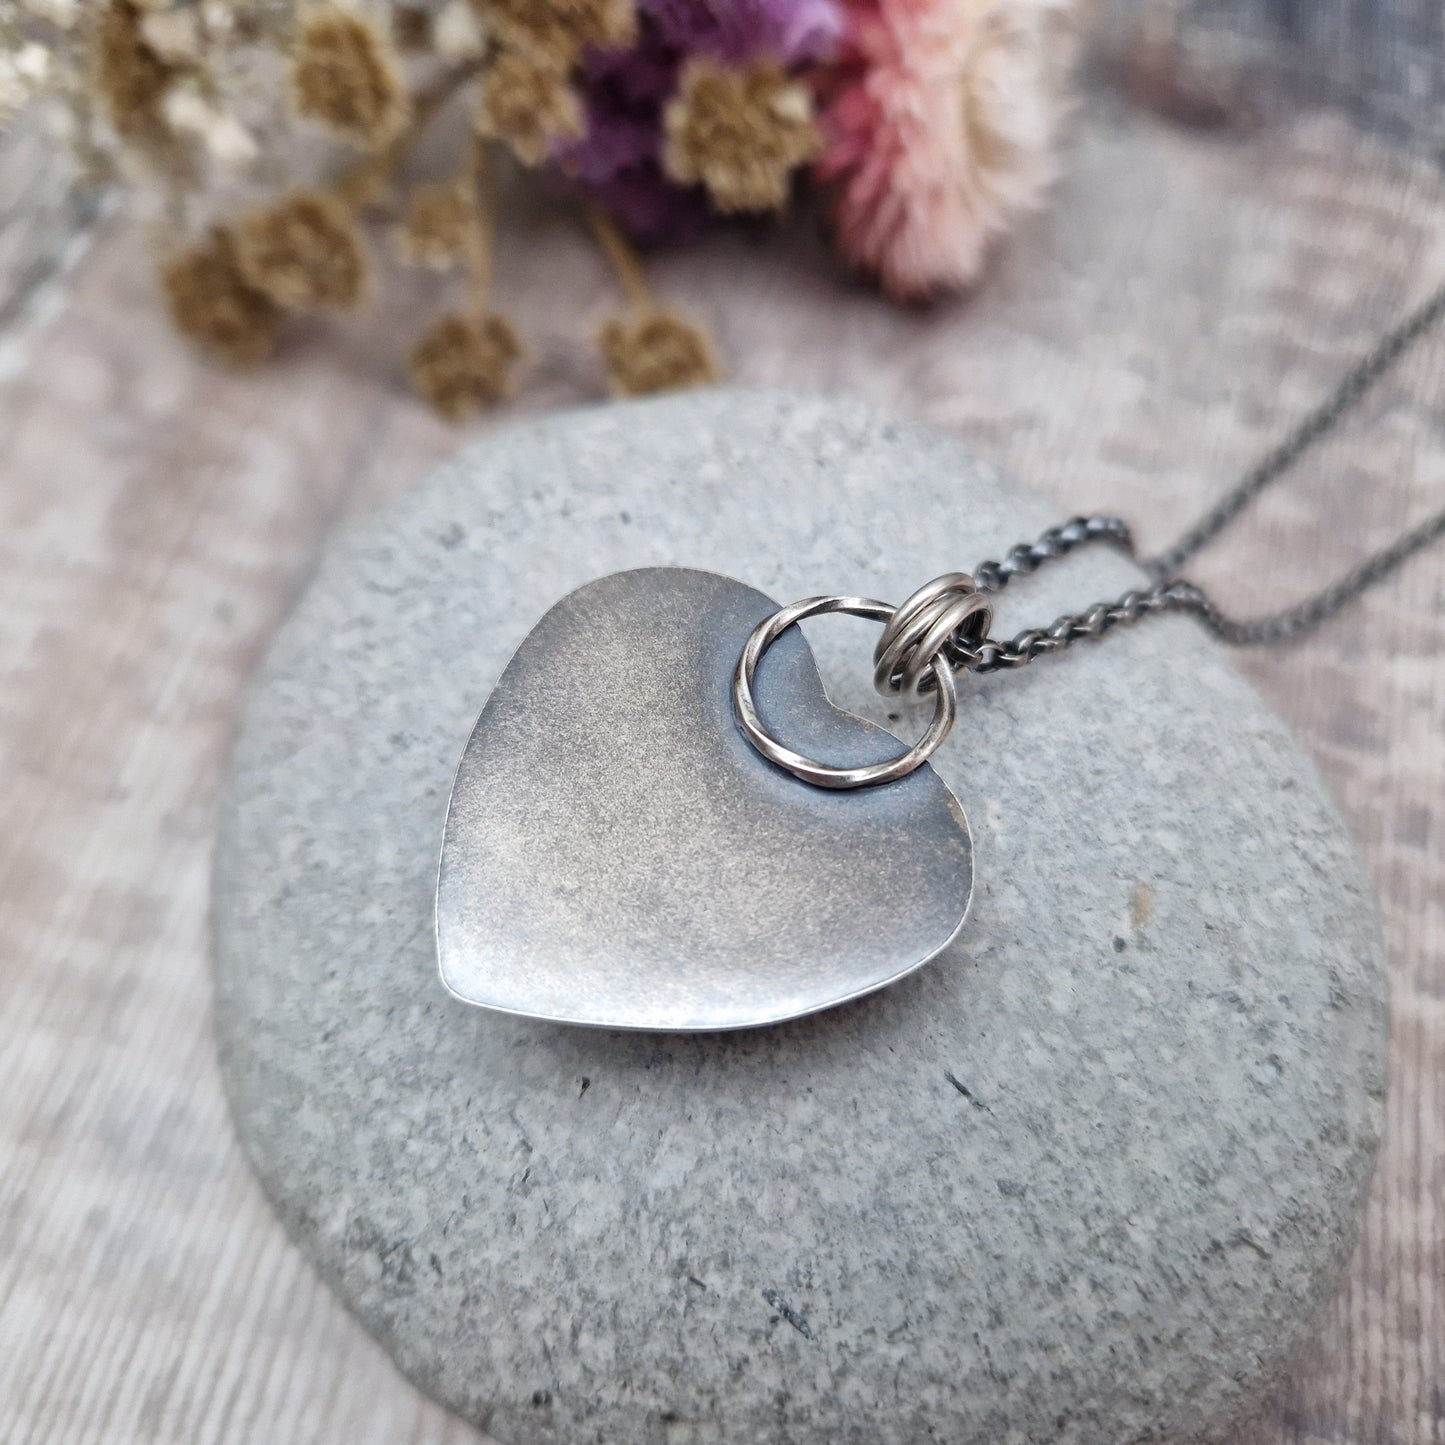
(138, 7, 201, 64)
(433, 0, 488, 60)
(163, 86, 260, 168)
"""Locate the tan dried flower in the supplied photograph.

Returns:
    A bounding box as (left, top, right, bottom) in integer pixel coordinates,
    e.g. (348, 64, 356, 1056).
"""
(234, 190, 369, 310)
(663, 58, 819, 213)
(410, 312, 523, 419)
(290, 9, 411, 150)
(597, 310, 718, 397)
(477, 48, 583, 166)
(391, 6, 434, 50)
(161, 228, 283, 366)
(95, 0, 174, 139)
(395, 181, 473, 268)
(475, 0, 635, 67)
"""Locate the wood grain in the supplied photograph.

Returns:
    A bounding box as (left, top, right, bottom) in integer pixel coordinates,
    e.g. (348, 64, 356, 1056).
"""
(1, 82, 1442, 1445)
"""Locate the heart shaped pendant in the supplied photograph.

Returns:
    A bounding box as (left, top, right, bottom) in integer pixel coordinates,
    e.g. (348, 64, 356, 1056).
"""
(436, 568, 973, 1031)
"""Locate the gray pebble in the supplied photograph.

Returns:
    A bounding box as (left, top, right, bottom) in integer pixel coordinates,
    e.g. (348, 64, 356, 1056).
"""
(213, 389, 1386, 1445)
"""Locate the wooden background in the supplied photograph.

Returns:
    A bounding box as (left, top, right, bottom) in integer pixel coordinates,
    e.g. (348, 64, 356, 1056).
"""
(1, 18, 1442, 1445)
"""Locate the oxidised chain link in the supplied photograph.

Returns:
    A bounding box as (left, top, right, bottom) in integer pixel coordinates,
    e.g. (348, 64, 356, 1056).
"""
(955, 280, 1445, 674)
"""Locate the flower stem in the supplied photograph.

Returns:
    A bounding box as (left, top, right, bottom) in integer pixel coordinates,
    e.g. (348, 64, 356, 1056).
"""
(462, 137, 496, 318)
(334, 60, 482, 211)
(585, 205, 652, 312)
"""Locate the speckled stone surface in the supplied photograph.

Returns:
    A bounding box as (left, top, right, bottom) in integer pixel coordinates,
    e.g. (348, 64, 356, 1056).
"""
(212, 389, 1387, 1445)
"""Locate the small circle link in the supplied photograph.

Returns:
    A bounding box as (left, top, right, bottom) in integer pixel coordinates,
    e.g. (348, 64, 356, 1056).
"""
(733, 596, 957, 790)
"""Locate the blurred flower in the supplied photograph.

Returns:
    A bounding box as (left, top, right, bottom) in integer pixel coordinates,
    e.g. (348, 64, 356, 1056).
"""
(0, 42, 50, 123)
(28, 0, 82, 28)
(817, 0, 1076, 299)
(163, 87, 260, 169)
(95, 0, 175, 139)
(642, 0, 842, 66)
(138, 8, 202, 65)
(290, 9, 411, 149)
(477, 47, 584, 165)
(410, 312, 523, 418)
(433, 0, 490, 59)
(557, 36, 710, 246)
(395, 180, 475, 268)
(663, 57, 818, 212)
(597, 308, 717, 395)
(162, 228, 283, 366)
(478, 0, 638, 66)
(391, 5, 435, 50)
(234, 189, 369, 309)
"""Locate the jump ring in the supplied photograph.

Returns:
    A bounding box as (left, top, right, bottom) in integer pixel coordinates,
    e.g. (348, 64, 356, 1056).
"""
(733, 596, 957, 790)
(872, 573, 994, 697)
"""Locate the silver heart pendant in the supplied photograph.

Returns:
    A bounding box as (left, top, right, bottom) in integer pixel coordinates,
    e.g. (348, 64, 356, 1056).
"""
(436, 568, 973, 1031)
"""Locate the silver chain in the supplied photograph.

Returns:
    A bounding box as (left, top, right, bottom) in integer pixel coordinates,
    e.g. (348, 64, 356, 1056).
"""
(736, 284, 1445, 787)
(954, 280, 1445, 674)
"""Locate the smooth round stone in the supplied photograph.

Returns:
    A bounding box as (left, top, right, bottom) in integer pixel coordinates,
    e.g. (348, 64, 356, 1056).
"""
(213, 389, 1386, 1445)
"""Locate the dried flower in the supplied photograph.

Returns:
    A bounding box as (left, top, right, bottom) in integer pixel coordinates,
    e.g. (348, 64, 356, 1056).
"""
(0, 43, 50, 124)
(410, 312, 523, 418)
(434, 0, 490, 59)
(138, 7, 202, 65)
(391, 6, 434, 50)
(164, 87, 260, 168)
(477, 0, 637, 67)
(817, 0, 1076, 299)
(290, 8, 411, 150)
(162, 228, 283, 366)
(234, 190, 369, 309)
(558, 36, 711, 246)
(643, 0, 843, 66)
(597, 309, 717, 395)
(663, 57, 819, 212)
(477, 47, 584, 165)
(395, 180, 474, 268)
(95, 0, 175, 139)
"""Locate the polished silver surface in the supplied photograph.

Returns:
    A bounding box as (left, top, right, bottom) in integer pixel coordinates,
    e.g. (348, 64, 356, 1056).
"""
(732, 594, 958, 789)
(436, 567, 973, 1032)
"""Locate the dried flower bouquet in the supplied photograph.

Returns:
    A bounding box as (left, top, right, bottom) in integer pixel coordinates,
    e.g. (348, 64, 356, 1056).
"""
(2, 0, 1080, 418)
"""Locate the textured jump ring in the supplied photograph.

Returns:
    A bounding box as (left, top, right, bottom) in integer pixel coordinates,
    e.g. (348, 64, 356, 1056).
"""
(733, 596, 957, 790)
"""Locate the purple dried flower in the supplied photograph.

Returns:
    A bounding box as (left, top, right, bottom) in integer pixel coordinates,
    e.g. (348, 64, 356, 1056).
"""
(641, 0, 843, 66)
(586, 162, 713, 245)
(555, 28, 710, 245)
(555, 0, 843, 243)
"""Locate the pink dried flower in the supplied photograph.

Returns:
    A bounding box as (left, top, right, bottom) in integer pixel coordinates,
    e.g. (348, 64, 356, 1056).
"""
(817, 0, 1077, 300)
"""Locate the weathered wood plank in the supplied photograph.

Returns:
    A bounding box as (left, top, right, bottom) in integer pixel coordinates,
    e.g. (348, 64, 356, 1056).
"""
(0, 82, 1442, 1445)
